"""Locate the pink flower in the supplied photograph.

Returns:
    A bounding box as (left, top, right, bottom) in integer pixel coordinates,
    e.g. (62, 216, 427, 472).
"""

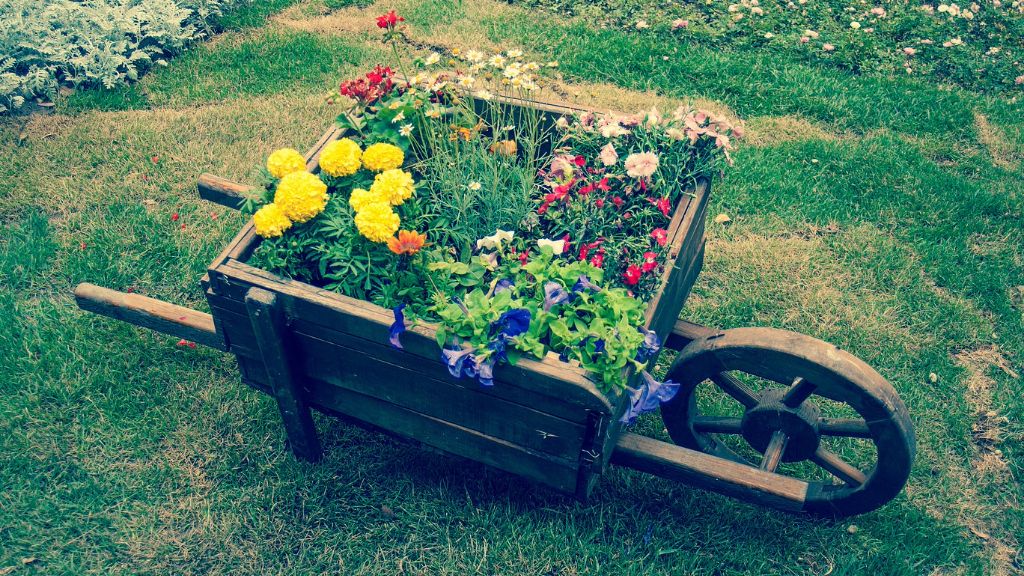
(599, 142, 618, 166)
(672, 18, 689, 29)
(903, 47, 917, 56)
(822, 43, 836, 52)
(548, 154, 576, 181)
(1016, 75, 1024, 85)
(870, 6, 886, 16)
(624, 152, 659, 179)
(651, 228, 668, 246)
(800, 36, 810, 43)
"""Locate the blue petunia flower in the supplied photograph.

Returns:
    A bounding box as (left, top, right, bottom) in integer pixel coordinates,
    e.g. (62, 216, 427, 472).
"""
(634, 327, 662, 363)
(441, 346, 476, 379)
(389, 304, 407, 350)
(619, 370, 680, 425)
(494, 308, 531, 338)
(543, 281, 570, 311)
(571, 275, 602, 295)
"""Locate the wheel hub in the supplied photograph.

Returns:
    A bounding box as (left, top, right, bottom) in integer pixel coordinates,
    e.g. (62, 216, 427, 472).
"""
(741, 388, 821, 462)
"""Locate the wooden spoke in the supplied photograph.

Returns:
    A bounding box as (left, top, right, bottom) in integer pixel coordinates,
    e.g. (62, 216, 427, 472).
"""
(818, 418, 871, 438)
(781, 377, 817, 408)
(710, 372, 759, 408)
(811, 447, 867, 487)
(692, 416, 744, 435)
(760, 430, 788, 473)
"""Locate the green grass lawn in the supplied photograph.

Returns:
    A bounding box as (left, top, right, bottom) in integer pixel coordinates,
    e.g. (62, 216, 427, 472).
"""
(1, 0, 1022, 574)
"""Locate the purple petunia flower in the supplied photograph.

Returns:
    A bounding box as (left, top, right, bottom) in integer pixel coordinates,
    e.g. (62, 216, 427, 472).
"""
(474, 354, 496, 387)
(634, 327, 662, 363)
(441, 346, 476, 379)
(494, 278, 515, 294)
(389, 304, 407, 349)
(572, 275, 602, 294)
(619, 370, 680, 425)
(543, 281, 570, 311)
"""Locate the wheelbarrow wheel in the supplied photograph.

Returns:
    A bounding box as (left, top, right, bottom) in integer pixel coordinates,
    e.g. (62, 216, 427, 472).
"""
(660, 327, 915, 517)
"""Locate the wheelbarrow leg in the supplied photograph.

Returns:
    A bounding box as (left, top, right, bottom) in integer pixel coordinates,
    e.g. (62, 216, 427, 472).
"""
(245, 287, 322, 462)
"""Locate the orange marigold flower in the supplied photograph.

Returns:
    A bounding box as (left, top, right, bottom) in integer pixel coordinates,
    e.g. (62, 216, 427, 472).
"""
(387, 229, 426, 255)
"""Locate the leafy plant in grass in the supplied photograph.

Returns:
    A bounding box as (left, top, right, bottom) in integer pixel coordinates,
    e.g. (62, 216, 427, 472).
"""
(0, 0, 296, 113)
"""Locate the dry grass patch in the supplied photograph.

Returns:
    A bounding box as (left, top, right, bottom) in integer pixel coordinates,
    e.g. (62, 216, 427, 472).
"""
(741, 115, 837, 147)
(950, 346, 1020, 576)
(697, 228, 918, 347)
(973, 111, 1021, 170)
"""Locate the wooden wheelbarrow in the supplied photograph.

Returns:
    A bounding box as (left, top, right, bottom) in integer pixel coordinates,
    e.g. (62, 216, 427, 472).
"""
(74, 101, 914, 518)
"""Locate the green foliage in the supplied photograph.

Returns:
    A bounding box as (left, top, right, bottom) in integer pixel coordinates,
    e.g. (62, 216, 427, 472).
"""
(429, 246, 649, 391)
(412, 135, 542, 259)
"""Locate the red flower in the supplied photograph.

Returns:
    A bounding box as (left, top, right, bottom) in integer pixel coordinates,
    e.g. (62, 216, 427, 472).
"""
(562, 233, 571, 255)
(519, 250, 529, 265)
(595, 177, 611, 192)
(612, 196, 624, 208)
(595, 198, 605, 208)
(623, 264, 642, 286)
(171, 212, 179, 222)
(579, 240, 603, 261)
(339, 65, 396, 104)
(651, 228, 668, 246)
(623, 212, 632, 220)
(654, 197, 671, 217)
(573, 155, 586, 167)
(376, 10, 404, 28)
(589, 251, 605, 268)
(641, 251, 659, 273)
(176, 339, 197, 349)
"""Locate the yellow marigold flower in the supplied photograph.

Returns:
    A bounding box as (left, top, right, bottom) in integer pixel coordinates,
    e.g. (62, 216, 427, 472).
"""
(266, 148, 306, 179)
(319, 138, 362, 177)
(361, 142, 405, 172)
(369, 168, 416, 206)
(387, 229, 426, 255)
(274, 171, 328, 223)
(252, 203, 292, 238)
(354, 202, 400, 243)
(348, 187, 388, 212)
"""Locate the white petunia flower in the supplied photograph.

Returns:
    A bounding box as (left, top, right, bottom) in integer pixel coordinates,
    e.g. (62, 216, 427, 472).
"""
(536, 238, 566, 255)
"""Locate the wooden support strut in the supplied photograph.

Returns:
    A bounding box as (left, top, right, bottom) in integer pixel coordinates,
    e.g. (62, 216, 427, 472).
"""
(244, 287, 323, 462)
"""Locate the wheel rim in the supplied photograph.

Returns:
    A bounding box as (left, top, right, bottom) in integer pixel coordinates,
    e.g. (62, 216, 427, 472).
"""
(660, 328, 915, 516)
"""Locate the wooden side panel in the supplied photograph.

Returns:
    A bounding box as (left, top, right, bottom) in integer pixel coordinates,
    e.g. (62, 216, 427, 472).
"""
(644, 179, 710, 348)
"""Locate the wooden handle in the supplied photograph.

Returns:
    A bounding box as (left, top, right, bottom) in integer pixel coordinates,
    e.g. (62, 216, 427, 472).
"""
(74, 283, 226, 351)
(611, 432, 809, 512)
(197, 173, 255, 211)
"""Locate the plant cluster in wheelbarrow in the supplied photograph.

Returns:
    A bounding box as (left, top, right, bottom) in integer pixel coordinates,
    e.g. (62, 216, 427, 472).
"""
(241, 10, 739, 422)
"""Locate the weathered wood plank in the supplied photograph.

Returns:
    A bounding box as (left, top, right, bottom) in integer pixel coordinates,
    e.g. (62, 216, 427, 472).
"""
(245, 287, 322, 462)
(306, 377, 580, 493)
(209, 299, 594, 426)
(73, 283, 225, 350)
(611, 433, 808, 512)
(293, 332, 586, 460)
(210, 259, 617, 416)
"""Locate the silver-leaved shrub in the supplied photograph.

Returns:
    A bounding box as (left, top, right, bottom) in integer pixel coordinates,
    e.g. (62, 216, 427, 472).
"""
(0, 0, 249, 113)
